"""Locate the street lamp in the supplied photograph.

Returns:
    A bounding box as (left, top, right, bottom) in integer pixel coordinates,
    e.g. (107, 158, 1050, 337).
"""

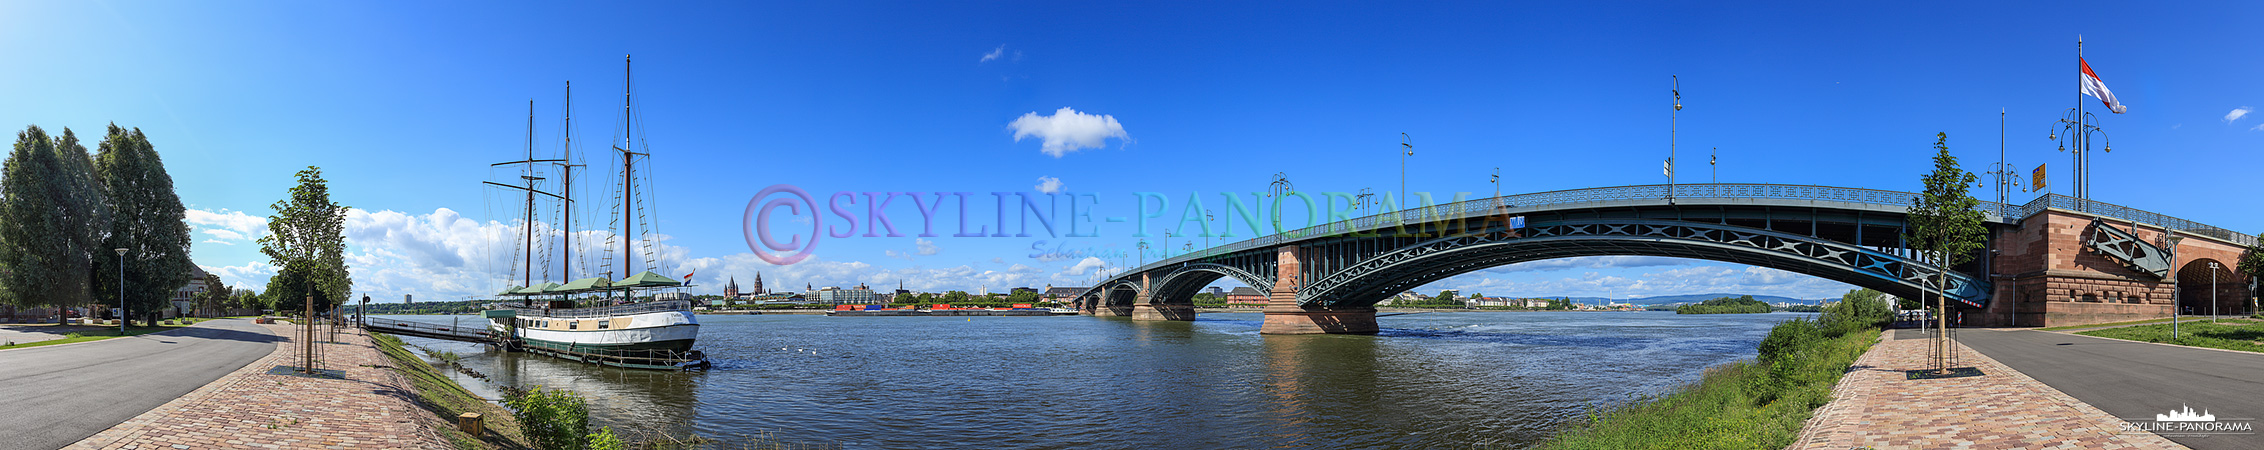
(113, 248, 126, 333)
(2167, 234, 2184, 338)
(1400, 133, 1413, 205)
(2208, 261, 2219, 322)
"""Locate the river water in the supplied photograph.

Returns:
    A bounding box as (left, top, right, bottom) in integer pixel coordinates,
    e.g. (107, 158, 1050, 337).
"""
(375, 311, 1811, 449)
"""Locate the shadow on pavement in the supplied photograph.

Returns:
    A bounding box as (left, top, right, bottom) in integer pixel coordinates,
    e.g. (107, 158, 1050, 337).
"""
(162, 325, 283, 344)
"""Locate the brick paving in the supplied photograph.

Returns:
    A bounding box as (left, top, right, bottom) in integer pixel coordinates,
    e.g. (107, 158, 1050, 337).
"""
(1790, 329, 2187, 450)
(68, 323, 448, 450)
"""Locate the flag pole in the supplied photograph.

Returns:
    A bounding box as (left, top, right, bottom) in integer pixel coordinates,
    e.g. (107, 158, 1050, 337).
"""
(1669, 75, 1679, 203)
(2075, 36, 2086, 211)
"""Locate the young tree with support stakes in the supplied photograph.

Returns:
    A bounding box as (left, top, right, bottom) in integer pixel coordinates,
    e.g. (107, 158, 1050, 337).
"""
(257, 167, 352, 315)
(1906, 132, 1987, 373)
(93, 125, 194, 327)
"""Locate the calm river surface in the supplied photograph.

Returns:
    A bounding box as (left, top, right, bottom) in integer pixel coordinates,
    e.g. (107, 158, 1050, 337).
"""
(374, 311, 1812, 449)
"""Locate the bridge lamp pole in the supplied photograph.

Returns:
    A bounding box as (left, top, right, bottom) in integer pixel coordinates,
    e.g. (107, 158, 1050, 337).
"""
(1400, 133, 1413, 205)
(1204, 210, 1213, 251)
(113, 248, 126, 333)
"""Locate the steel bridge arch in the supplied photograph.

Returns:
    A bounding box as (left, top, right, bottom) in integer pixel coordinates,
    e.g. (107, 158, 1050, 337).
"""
(1146, 262, 1275, 305)
(1299, 218, 1988, 308)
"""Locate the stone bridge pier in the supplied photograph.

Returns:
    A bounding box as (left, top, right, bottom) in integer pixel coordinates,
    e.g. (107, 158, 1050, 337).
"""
(1259, 245, 1378, 335)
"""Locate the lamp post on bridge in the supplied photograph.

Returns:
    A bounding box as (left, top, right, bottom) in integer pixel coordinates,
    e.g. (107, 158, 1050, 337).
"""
(1400, 133, 1413, 206)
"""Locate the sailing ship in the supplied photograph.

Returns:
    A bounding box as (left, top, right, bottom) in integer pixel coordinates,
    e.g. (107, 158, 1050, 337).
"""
(478, 55, 704, 370)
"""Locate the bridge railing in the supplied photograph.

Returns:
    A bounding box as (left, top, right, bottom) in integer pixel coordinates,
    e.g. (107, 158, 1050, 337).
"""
(2019, 194, 2256, 246)
(1112, 183, 2254, 279)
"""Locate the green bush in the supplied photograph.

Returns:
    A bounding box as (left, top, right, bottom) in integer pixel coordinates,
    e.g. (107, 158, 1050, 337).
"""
(1676, 296, 1771, 314)
(1820, 288, 1894, 337)
(1753, 318, 1822, 403)
(586, 427, 623, 450)
(502, 385, 591, 450)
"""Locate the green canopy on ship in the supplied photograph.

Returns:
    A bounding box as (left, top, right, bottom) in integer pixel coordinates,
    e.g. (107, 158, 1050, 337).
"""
(553, 277, 613, 292)
(497, 286, 527, 296)
(615, 271, 682, 288)
(512, 282, 562, 295)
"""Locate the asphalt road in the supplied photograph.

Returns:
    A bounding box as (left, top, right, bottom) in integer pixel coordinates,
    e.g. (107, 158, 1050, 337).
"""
(0, 319, 277, 450)
(1958, 328, 2264, 450)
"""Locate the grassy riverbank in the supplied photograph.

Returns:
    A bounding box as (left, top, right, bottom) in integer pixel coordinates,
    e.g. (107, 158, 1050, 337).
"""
(2074, 318, 2264, 353)
(1541, 290, 1889, 450)
(370, 333, 531, 449)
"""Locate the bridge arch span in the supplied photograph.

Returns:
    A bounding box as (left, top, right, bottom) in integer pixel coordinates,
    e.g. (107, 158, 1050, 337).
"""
(1301, 218, 1984, 308)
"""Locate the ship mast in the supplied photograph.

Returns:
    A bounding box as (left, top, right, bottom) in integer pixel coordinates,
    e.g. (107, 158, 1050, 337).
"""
(558, 82, 583, 281)
(486, 101, 565, 289)
(616, 54, 647, 279)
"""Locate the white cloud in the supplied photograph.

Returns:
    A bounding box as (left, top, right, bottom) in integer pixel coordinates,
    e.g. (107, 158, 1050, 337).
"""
(916, 238, 940, 255)
(2227, 107, 2252, 123)
(1062, 257, 1109, 276)
(1035, 176, 1064, 194)
(980, 45, 1005, 62)
(2252, 123, 2264, 131)
(186, 208, 267, 243)
(1008, 107, 1129, 157)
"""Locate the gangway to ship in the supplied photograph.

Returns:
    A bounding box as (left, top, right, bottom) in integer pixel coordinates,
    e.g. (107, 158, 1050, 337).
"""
(362, 318, 498, 344)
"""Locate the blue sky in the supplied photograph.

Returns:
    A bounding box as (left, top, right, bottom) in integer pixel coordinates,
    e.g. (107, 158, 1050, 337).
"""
(4, 2, 2259, 303)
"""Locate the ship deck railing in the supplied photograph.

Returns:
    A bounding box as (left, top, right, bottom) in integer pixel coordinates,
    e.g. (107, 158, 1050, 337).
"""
(492, 300, 693, 319)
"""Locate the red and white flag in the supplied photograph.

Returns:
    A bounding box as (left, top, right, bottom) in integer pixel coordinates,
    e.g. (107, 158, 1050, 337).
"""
(2080, 58, 2126, 114)
(682, 269, 695, 283)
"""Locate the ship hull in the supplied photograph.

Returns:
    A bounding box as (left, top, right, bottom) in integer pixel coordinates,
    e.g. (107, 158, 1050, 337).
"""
(490, 309, 700, 357)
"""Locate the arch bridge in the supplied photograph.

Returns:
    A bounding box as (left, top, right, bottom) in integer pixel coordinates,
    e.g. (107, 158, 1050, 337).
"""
(1073, 184, 2257, 334)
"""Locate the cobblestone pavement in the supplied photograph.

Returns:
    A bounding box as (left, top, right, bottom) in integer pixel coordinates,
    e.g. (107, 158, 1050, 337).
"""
(68, 323, 447, 450)
(1790, 329, 2187, 450)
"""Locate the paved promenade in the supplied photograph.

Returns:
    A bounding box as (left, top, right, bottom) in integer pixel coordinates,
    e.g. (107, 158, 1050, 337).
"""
(67, 322, 448, 450)
(0, 319, 279, 450)
(1790, 329, 2187, 450)
(1961, 327, 2264, 450)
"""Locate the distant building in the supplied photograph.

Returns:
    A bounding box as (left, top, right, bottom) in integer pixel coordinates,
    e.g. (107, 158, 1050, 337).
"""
(744, 292, 806, 304)
(1224, 287, 1268, 306)
(1043, 285, 1086, 301)
(812, 284, 880, 305)
(1206, 286, 1224, 296)
(170, 265, 208, 316)
(724, 273, 770, 299)
(1471, 297, 1510, 307)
